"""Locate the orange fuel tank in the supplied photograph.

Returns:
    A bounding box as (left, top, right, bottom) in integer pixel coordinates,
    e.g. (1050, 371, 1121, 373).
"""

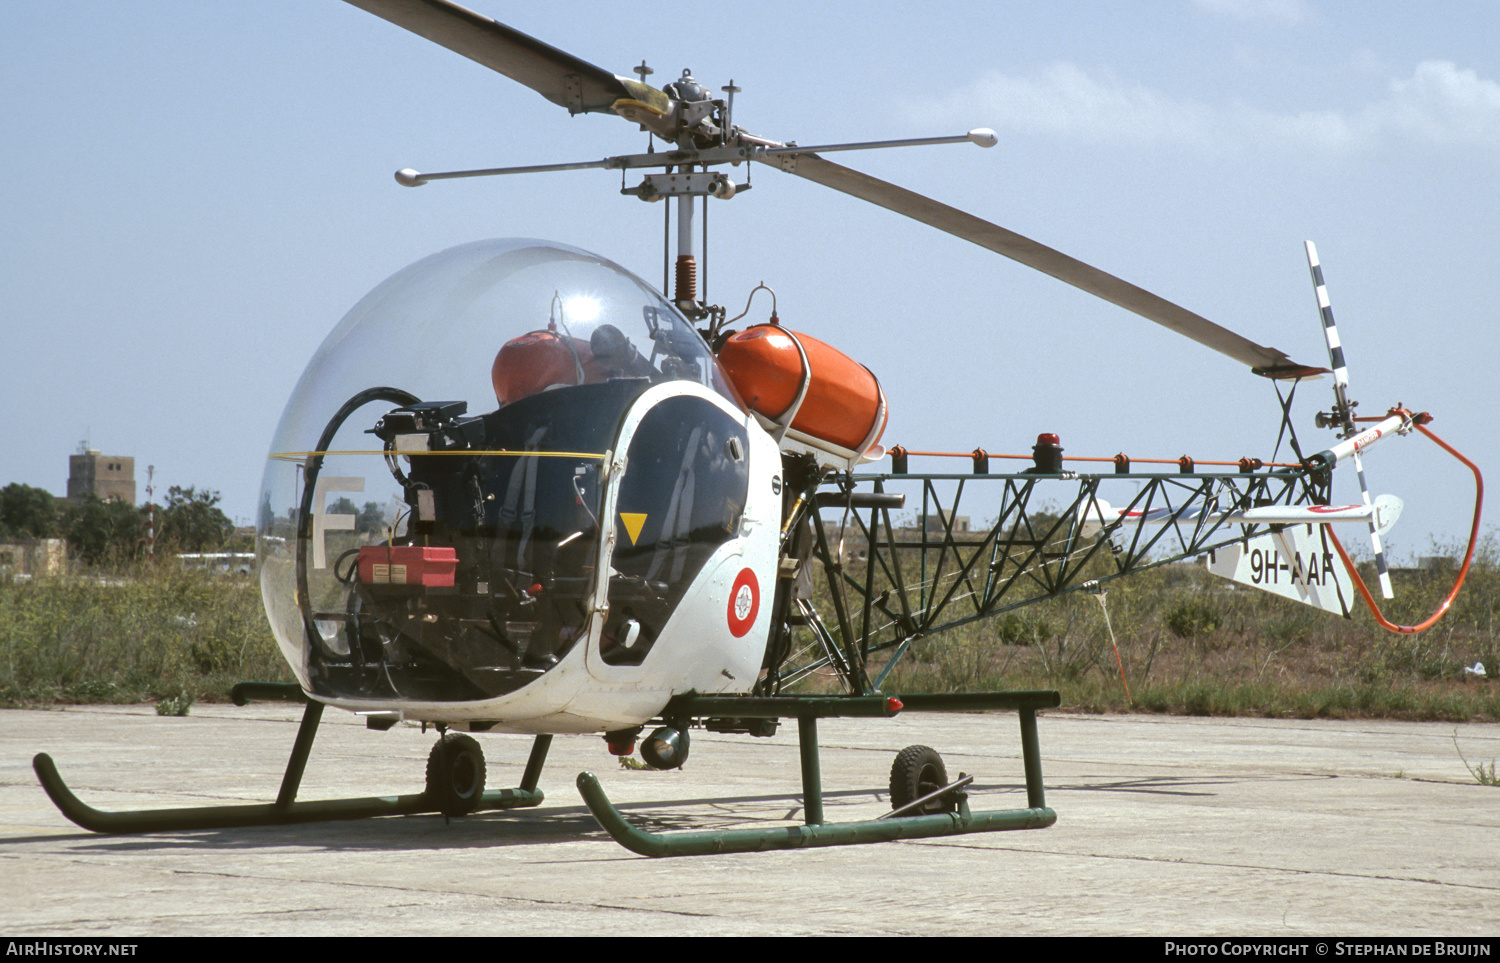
(716, 324, 887, 461)
(492, 330, 595, 406)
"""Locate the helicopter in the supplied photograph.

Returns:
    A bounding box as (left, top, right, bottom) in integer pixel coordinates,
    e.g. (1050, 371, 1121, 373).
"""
(32, 0, 1483, 857)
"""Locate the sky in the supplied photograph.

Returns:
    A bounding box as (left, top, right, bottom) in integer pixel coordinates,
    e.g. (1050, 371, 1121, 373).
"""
(3, 0, 1496, 565)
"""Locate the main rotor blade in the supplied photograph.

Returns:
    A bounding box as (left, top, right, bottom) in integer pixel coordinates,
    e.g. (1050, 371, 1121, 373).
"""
(772, 152, 1323, 379)
(345, 0, 636, 115)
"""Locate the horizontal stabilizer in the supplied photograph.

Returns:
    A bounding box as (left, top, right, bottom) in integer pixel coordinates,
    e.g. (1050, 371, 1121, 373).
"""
(1077, 495, 1402, 537)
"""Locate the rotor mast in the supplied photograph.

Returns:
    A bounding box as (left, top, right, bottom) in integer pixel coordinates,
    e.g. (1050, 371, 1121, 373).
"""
(391, 59, 993, 327)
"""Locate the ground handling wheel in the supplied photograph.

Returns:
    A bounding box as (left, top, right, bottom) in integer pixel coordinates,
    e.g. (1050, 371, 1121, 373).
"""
(426, 732, 487, 816)
(889, 744, 955, 815)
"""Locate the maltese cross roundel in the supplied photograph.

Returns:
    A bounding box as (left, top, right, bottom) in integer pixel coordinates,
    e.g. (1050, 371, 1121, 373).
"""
(727, 567, 760, 638)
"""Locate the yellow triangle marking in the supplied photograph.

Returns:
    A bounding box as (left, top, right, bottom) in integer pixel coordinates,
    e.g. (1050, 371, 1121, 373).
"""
(619, 512, 648, 545)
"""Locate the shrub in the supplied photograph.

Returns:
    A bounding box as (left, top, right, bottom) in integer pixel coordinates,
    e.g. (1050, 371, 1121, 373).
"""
(1165, 598, 1221, 638)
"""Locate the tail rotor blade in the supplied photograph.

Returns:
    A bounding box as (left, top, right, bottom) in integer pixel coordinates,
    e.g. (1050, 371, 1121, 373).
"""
(1304, 241, 1393, 598)
(1305, 241, 1355, 429)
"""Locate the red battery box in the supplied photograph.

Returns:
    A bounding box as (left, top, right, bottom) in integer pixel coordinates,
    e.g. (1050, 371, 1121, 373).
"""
(356, 545, 458, 588)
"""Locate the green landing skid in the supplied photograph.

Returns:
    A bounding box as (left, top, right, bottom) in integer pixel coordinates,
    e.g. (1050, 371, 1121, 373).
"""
(33, 682, 549, 834)
(576, 690, 1060, 857)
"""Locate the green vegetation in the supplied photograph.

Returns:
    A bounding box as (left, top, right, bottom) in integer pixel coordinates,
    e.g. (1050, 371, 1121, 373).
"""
(155, 689, 195, 717)
(1164, 597, 1222, 638)
(0, 563, 291, 706)
(1452, 730, 1499, 786)
(866, 535, 1499, 722)
(1, 520, 1495, 723)
(158, 486, 238, 553)
(1, 482, 240, 566)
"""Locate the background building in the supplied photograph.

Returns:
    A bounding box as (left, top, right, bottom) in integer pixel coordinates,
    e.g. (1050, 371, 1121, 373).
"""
(0, 538, 66, 578)
(67, 449, 135, 505)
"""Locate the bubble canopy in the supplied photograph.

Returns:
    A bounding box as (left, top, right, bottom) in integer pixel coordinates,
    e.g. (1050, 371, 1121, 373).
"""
(266, 238, 730, 457)
(257, 239, 737, 696)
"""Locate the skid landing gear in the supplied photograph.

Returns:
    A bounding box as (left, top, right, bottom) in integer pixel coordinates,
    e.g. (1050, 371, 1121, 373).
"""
(576, 690, 1059, 857)
(32, 683, 549, 834)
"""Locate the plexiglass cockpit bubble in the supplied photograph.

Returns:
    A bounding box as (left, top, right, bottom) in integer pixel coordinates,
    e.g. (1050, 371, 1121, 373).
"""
(257, 239, 737, 705)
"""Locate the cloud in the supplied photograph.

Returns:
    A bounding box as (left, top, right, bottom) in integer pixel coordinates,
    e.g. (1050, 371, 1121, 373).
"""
(910, 63, 1213, 145)
(1189, 0, 1311, 25)
(1373, 60, 1500, 145)
(905, 60, 1500, 153)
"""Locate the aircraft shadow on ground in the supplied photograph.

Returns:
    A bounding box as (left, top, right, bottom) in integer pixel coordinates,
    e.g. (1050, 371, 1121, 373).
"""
(12, 780, 1038, 854)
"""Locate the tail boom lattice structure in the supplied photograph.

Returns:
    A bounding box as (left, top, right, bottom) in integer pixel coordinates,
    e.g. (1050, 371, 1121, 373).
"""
(765, 463, 1331, 695)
